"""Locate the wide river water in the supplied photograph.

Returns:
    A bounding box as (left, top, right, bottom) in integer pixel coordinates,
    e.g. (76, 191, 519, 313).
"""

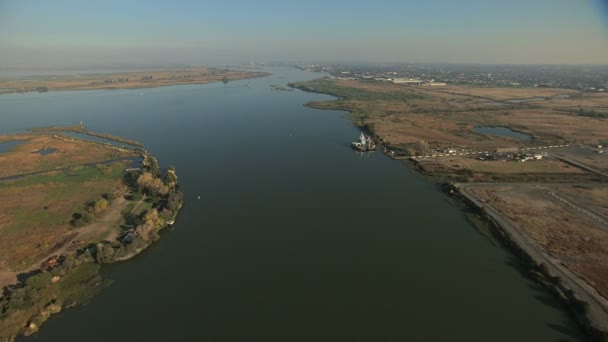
(2, 67, 583, 341)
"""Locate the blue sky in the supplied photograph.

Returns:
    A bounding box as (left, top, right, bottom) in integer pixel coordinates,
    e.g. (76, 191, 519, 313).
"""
(0, 0, 607, 66)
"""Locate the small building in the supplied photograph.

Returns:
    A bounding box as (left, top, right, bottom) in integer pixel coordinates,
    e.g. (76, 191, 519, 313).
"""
(423, 82, 447, 87)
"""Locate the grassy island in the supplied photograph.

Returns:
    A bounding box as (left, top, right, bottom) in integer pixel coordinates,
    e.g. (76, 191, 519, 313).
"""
(0, 129, 184, 341)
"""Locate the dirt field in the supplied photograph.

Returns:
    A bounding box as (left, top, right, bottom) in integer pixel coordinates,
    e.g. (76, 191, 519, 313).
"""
(470, 185, 608, 299)
(294, 79, 608, 150)
(0, 133, 136, 178)
(0, 68, 268, 94)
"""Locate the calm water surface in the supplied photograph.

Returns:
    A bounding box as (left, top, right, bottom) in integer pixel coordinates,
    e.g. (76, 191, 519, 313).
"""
(474, 126, 533, 141)
(0, 140, 25, 153)
(2, 67, 583, 341)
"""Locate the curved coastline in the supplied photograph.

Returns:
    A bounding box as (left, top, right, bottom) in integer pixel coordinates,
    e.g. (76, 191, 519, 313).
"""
(0, 135, 184, 342)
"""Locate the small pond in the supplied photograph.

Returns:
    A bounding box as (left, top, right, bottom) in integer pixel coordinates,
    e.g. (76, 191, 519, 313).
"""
(474, 126, 532, 140)
(0, 140, 25, 153)
(38, 148, 58, 155)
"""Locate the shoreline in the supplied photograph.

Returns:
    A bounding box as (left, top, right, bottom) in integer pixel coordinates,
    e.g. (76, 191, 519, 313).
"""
(452, 183, 608, 340)
(0, 137, 184, 341)
(292, 80, 608, 340)
(0, 68, 269, 96)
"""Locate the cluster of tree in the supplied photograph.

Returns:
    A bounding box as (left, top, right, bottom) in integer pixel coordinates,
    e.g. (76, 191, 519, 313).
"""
(400, 140, 431, 156)
(141, 154, 160, 177)
(164, 167, 178, 188)
(169, 74, 192, 79)
(141, 76, 153, 81)
(121, 162, 183, 247)
(137, 172, 169, 196)
(100, 78, 129, 83)
(35, 86, 48, 93)
(71, 195, 111, 228)
(0, 258, 105, 340)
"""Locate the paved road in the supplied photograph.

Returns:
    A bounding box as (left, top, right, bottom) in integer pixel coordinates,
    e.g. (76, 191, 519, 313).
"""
(550, 153, 608, 179)
(458, 182, 608, 333)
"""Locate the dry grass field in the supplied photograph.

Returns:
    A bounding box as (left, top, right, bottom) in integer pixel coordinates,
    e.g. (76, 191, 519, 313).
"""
(553, 147, 608, 172)
(0, 164, 128, 271)
(0, 133, 136, 178)
(0, 133, 137, 283)
(0, 67, 268, 94)
(414, 156, 595, 182)
(294, 79, 608, 150)
(470, 185, 608, 299)
(421, 85, 574, 100)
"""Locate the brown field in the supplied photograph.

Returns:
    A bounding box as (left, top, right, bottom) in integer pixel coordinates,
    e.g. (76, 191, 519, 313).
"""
(553, 147, 608, 172)
(419, 85, 574, 100)
(0, 67, 268, 94)
(0, 133, 136, 178)
(0, 133, 139, 287)
(556, 185, 608, 219)
(415, 156, 593, 182)
(422, 156, 584, 174)
(0, 169, 126, 272)
(470, 185, 608, 299)
(295, 79, 608, 150)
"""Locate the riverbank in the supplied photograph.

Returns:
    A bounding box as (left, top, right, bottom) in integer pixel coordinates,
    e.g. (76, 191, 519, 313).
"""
(0, 67, 269, 95)
(292, 78, 608, 340)
(452, 183, 608, 340)
(0, 132, 184, 341)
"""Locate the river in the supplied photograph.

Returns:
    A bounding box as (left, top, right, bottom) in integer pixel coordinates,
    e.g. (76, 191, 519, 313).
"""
(2, 67, 583, 341)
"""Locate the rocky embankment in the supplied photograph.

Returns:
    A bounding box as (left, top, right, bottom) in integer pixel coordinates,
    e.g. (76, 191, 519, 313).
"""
(448, 183, 608, 341)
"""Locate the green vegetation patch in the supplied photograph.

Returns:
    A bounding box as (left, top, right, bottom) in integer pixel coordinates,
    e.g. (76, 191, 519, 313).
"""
(0, 162, 128, 189)
(0, 261, 107, 340)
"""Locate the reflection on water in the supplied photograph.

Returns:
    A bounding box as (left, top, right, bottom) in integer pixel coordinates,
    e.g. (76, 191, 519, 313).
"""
(0, 140, 25, 153)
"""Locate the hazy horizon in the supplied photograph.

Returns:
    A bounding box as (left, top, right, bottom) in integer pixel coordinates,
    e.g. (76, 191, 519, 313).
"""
(1, 0, 608, 67)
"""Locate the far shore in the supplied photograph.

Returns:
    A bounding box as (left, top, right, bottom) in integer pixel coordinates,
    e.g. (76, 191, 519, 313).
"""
(0, 67, 269, 95)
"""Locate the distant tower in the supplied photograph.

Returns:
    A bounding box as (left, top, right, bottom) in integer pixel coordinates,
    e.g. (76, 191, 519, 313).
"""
(80, 121, 84, 129)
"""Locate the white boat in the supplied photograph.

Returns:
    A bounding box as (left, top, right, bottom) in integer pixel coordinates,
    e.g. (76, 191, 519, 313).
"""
(351, 132, 376, 151)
